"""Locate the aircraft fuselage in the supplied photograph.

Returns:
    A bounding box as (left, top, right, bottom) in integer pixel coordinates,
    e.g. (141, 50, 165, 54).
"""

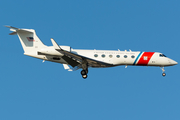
(27, 47, 177, 68)
(6, 26, 178, 79)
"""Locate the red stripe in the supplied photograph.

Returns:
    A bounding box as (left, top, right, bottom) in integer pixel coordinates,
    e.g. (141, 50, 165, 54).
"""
(137, 52, 155, 66)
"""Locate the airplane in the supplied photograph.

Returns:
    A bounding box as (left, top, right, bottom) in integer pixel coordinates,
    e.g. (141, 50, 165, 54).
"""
(6, 26, 178, 79)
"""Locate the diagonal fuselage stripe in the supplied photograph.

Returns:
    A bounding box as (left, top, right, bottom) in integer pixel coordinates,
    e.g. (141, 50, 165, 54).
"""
(133, 52, 143, 65)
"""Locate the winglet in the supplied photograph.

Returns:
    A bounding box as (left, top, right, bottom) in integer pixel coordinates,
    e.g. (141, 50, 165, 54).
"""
(50, 38, 62, 50)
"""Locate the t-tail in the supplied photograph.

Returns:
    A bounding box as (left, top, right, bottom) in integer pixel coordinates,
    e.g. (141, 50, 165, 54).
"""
(5, 26, 47, 54)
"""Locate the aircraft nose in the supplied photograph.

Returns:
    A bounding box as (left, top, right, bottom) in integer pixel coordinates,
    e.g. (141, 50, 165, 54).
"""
(173, 60, 178, 65)
(169, 59, 178, 66)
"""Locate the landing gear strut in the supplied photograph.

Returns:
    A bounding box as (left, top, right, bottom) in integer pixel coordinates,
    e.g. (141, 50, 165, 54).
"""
(160, 67, 166, 77)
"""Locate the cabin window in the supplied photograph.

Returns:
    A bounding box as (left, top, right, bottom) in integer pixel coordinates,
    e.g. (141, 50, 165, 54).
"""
(131, 55, 135, 58)
(94, 54, 98, 57)
(124, 55, 127, 58)
(116, 55, 120, 58)
(102, 54, 105, 58)
(109, 55, 113, 58)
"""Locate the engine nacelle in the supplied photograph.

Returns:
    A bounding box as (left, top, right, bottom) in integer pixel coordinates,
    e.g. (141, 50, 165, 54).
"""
(60, 46, 71, 52)
(38, 46, 72, 56)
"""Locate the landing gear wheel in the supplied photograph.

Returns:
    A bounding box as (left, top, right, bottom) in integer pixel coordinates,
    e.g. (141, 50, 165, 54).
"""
(162, 73, 166, 77)
(81, 70, 88, 79)
(81, 70, 86, 75)
(82, 74, 88, 79)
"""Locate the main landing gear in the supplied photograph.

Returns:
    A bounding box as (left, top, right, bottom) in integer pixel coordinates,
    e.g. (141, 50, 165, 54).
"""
(160, 67, 166, 77)
(81, 60, 88, 79)
(81, 70, 88, 79)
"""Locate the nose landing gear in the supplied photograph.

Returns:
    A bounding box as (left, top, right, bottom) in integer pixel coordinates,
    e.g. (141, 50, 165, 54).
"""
(160, 67, 166, 77)
(162, 72, 166, 77)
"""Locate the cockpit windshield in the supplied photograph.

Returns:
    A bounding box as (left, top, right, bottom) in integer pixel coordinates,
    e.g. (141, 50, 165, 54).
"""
(159, 54, 167, 57)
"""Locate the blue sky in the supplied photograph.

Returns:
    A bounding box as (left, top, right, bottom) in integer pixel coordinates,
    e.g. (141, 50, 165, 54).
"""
(0, 0, 180, 120)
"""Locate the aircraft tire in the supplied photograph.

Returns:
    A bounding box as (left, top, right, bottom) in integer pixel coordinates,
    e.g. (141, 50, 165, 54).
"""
(82, 74, 88, 79)
(162, 73, 166, 77)
(81, 70, 86, 75)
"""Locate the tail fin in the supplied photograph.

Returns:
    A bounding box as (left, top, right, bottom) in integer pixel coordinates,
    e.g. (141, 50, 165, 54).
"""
(6, 26, 47, 53)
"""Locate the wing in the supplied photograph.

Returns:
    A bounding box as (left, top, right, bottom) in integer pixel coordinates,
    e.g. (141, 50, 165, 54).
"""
(50, 38, 113, 68)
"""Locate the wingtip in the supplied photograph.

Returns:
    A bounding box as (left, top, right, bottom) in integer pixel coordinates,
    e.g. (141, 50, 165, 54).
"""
(50, 38, 61, 50)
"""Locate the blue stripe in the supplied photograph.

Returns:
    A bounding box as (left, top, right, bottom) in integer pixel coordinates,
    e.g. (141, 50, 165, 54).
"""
(133, 52, 143, 65)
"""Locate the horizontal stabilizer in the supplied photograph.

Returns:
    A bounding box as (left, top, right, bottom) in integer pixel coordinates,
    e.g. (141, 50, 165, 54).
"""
(9, 32, 17, 35)
(5, 25, 34, 34)
(5, 26, 18, 35)
(5, 26, 19, 30)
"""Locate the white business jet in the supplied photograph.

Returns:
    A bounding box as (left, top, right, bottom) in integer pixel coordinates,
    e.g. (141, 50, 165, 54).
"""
(6, 26, 178, 79)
